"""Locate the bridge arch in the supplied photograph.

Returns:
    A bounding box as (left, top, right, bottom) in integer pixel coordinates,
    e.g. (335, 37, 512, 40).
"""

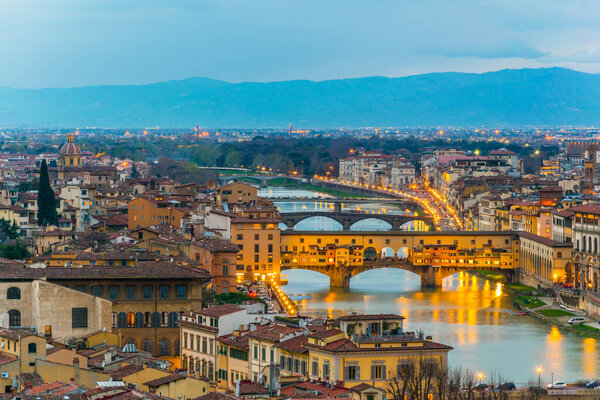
(349, 218, 393, 231)
(363, 247, 377, 261)
(380, 247, 395, 259)
(397, 247, 410, 260)
(289, 215, 344, 231)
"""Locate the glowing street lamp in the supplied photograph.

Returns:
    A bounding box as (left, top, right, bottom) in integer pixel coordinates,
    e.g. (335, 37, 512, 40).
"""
(536, 367, 542, 387)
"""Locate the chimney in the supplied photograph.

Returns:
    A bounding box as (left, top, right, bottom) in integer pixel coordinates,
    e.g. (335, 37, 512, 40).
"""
(73, 357, 80, 381)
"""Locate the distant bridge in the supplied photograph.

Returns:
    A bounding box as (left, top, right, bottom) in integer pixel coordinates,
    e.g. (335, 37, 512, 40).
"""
(217, 174, 304, 187)
(279, 211, 432, 231)
(279, 230, 518, 288)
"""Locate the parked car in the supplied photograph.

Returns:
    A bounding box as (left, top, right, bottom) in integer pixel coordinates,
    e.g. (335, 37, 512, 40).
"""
(547, 381, 567, 390)
(474, 384, 489, 391)
(586, 380, 600, 389)
(568, 317, 585, 325)
(499, 382, 516, 391)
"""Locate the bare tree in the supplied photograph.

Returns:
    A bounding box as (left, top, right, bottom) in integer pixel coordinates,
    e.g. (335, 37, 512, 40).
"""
(485, 371, 508, 400)
(387, 357, 446, 400)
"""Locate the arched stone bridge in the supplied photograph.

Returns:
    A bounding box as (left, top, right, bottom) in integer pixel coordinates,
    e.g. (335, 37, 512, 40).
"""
(281, 260, 514, 289)
(279, 211, 434, 231)
(279, 230, 519, 288)
(217, 174, 304, 187)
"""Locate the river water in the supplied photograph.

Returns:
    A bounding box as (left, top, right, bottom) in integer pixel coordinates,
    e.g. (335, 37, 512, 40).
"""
(260, 186, 599, 384)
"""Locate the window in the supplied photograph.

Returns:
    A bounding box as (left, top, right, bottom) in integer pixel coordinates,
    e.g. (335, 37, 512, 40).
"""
(294, 359, 300, 373)
(237, 234, 243, 240)
(261, 346, 266, 361)
(176, 285, 187, 299)
(280, 355, 285, 369)
(126, 286, 136, 299)
(323, 362, 330, 379)
(143, 338, 153, 353)
(345, 365, 359, 380)
(203, 337, 208, 353)
(159, 285, 169, 299)
(72, 308, 88, 328)
(311, 359, 318, 376)
(75, 285, 86, 293)
(28, 343, 37, 353)
(301, 361, 307, 375)
(127, 312, 135, 327)
(8, 309, 20, 327)
(253, 345, 258, 360)
(268, 244, 273, 253)
(7, 287, 20, 299)
(268, 234, 273, 240)
(143, 285, 153, 299)
(254, 244, 259, 252)
(371, 364, 384, 380)
(223, 265, 229, 276)
(159, 339, 170, 356)
(92, 286, 103, 297)
(109, 286, 119, 300)
(254, 234, 259, 240)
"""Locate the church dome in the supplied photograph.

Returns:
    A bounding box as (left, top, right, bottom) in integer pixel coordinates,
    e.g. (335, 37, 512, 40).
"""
(60, 134, 81, 156)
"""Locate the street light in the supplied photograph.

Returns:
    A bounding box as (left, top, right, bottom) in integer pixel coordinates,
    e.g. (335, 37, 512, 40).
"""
(536, 367, 542, 387)
(478, 372, 484, 384)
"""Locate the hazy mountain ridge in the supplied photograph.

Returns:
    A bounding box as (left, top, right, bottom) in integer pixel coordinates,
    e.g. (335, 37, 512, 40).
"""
(0, 68, 598, 128)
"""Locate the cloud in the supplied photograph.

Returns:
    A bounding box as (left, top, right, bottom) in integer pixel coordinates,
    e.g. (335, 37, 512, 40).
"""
(541, 49, 600, 64)
(416, 39, 548, 60)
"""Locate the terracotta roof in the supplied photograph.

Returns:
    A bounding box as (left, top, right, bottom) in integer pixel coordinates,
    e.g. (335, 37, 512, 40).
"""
(570, 204, 600, 214)
(60, 136, 81, 156)
(518, 231, 572, 247)
(0, 353, 17, 365)
(309, 329, 343, 339)
(0, 328, 35, 341)
(193, 238, 239, 252)
(192, 393, 240, 400)
(350, 383, 383, 393)
(218, 334, 250, 350)
(238, 381, 269, 395)
(245, 324, 303, 342)
(110, 364, 145, 380)
(196, 304, 244, 318)
(553, 210, 574, 218)
(144, 373, 186, 387)
(0, 261, 211, 281)
(274, 334, 308, 353)
(17, 372, 45, 389)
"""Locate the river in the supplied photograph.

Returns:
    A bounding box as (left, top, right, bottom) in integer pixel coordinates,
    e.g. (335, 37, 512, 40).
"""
(259, 186, 599, 384)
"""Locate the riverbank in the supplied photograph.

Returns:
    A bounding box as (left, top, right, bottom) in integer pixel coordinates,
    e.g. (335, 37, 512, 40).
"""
(479, 272, 600, 339)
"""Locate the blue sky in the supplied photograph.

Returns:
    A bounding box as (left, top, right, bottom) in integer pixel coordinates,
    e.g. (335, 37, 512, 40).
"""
(1, 0, 599, 88)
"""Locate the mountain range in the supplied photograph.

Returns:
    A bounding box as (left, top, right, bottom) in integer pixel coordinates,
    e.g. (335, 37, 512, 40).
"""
(0, 68, 598, 128)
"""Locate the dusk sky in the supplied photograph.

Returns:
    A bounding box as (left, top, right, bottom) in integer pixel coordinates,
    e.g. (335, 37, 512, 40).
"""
(1, 0, 599, 88)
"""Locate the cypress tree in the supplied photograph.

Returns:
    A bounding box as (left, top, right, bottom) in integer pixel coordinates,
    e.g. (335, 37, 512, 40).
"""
(37, 160, 58, 226)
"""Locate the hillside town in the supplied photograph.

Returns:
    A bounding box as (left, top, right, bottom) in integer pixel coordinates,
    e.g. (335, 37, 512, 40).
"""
(0, 133, 600, 399)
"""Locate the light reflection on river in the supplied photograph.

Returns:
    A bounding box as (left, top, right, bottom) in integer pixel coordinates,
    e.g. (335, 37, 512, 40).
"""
(262, 186, 600, 383)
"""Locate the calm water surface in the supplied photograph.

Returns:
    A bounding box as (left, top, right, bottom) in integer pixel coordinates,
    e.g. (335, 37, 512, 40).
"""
(262, 186, 600, 383)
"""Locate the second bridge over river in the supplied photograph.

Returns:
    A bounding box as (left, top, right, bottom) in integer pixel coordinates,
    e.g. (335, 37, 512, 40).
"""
(279, 230, 519, 288)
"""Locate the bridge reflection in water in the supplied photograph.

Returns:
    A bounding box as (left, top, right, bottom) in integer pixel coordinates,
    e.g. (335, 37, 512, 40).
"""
(282, 267, 599, 383)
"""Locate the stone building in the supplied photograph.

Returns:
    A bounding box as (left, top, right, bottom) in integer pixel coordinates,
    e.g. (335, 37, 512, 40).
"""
(0, 280, 111, 341)
(0, 259, 211, 356)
